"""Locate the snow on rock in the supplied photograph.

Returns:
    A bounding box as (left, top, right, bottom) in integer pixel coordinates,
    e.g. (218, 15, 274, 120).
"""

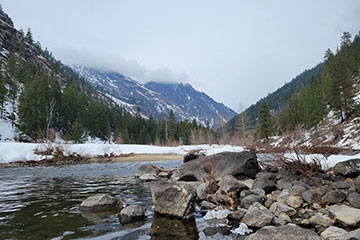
(0, 119, 15, 141)
(0, 142, 244, 164)
(231, 223, 253, 235)
(203, 209, 232, 220)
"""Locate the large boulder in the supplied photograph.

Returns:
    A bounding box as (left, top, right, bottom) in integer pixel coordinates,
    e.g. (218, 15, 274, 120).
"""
(177, 151, 259, 181)
(79, 194, 122, 212)
(119, 205, 146, 224)
(333, 159, 360, 177)
(245, 224, 322, 240)
(151, 181, 196, 218)
(242, 202, 273, 228)
(329, 204, 360, 227)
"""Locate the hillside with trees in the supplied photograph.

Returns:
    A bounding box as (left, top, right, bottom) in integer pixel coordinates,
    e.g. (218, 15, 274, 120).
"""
(0, 6, 213, 145)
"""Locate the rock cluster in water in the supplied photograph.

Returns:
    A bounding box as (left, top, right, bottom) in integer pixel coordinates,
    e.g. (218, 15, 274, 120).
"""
(135, 152, 360, 239)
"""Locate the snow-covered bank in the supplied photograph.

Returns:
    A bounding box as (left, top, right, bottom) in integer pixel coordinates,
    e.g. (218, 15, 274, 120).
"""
(0, 143, 244, 164)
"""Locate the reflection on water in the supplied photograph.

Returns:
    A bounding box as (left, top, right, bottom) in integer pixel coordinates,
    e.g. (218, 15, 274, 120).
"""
(151, 215, 199, 240)
(0, 160, 184, 240)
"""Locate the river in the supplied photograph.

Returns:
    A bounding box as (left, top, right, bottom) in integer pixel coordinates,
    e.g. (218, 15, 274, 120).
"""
(0, 160, 216, 240)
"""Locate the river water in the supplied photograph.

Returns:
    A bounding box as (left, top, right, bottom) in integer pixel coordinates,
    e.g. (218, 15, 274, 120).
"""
(0, 160, 215, 240)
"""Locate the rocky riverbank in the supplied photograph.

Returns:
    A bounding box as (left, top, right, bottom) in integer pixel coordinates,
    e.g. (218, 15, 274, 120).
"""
(132, 151, 360, 239)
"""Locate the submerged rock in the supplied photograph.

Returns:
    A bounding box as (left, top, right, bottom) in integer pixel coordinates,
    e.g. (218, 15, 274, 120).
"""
(151, 181, 196, 218)
(178, 151, 259, 182)
(119, 205, 146, 224)
(79, 194, 122, 212)
(245, 224, 322, 240)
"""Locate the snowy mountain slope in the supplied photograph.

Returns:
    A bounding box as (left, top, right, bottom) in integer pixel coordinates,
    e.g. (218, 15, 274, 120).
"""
(74, 66, 237, 128)
(145, 82, 237, 128)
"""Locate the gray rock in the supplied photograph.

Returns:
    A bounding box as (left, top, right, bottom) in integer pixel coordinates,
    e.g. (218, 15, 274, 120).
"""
(245, 224, 322, 240)
(329, 181, 351, 190)
(277, 190, 291, 204)
(252, 172, 277, 194)
(203, 226, 230, 236)
(119, 205, 145, 224)
(329, 204, 360, 227)
(139, 173, 157, 181)
(240, 188, 266, 198)
(227, 209, 246, 221)
(270, 202, 296, 217)
(333, 159, 360, 177)
(356, 176, 360, 193)
(196, 181, 219, 200)
(135, 164, 157, 178)
(200, 200, 217, 210)
(151, 181, 196, 218)
(309, 213, 334, 227)
(178, 151, 260, 181)
(241, 194, 266, 209)
(343, 228, 360, 240)
(287, 196, 303, 209)
(79, 194, 121, 212)
(240, 179, 254, 189)
(183, 151, 205, 163)
(218, 175, 248, 193)
(302, 189, 322, 204)
(290, 185, 306, 196)
(271, 217, 286, 226)
(320, 226, 348, 240)
(242, 202, 273, 228)
(348, 192, 360, 208)
(322, 190, 346, 205)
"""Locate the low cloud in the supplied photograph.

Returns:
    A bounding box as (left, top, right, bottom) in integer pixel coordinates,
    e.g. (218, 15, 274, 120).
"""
(53, 47, 189, 84)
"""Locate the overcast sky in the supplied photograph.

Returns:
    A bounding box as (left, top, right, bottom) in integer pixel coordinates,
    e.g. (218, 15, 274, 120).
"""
(2, 1, 360, 111)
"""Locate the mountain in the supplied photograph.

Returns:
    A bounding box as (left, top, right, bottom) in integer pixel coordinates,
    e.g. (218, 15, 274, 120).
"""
(74, 66, 237, 128)
(145, 82, 236, 128)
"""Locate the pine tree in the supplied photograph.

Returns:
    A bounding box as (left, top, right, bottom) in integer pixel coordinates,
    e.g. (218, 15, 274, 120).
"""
(69, 119, 84, 143)
(257, 101, 272, 140)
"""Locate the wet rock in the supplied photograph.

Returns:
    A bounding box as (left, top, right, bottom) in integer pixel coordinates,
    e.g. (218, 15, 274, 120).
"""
(183, 151, 205, 163)
(218, 175, 248, 193)
(356, 175, 360, 193)
(119, 205, 145, 224)
(203, 226, 230, 236)
(252, 172, 277, 194)
(329, 204, 360, 227)
(333, 159, 360, 177)
(178, 151, 259, 182)
(320, 226, 348, 240)
(242, 202, 273, 228)
(135, 164, 157, 178)
(245, 224, 322, 240)
(287, 196, 303, 209)
(348, 192, 360, 208)
(200, 200, 216, 210)
(79, 194, 121, 212)
(309, 213, 333, 227)
(322, 190, 346, 204)
(329, 181, 351, 190)
(270, 202, 296, 217)
(302, 189, 322, 204)
(151, 181, 196, 218)
(196, 181, 219, 200)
